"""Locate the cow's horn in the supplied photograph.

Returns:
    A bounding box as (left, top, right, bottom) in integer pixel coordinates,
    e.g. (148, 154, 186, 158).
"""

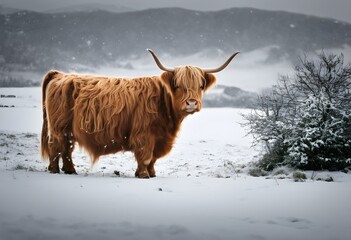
(203, 52, 240, 73)
(147, 49, 175, 72)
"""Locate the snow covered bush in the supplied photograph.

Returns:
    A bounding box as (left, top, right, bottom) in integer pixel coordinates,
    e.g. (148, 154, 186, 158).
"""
(243, 52, 351, 171)
(285, 94, 351, 169)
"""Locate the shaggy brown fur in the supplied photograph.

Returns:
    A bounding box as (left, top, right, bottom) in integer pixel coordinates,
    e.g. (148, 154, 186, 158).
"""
(41, 67, 216, 178)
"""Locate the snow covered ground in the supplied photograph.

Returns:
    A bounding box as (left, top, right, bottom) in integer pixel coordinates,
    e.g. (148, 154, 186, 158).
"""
(1, 87, 351, 240)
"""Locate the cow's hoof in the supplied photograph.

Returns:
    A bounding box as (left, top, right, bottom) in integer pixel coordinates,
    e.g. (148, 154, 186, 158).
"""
(135, 170, 150, 179)
(62, 167, 77, 175)
(63, 170, 77, 175)
(48, 165, 60, 174)
(147, 168, 156, 178)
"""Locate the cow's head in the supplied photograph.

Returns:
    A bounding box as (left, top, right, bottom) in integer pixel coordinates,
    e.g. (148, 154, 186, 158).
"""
(147, 49, 239, 115)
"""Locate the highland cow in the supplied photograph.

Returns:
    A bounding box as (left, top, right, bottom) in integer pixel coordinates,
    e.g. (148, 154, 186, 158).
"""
(41, 49, 239, 178)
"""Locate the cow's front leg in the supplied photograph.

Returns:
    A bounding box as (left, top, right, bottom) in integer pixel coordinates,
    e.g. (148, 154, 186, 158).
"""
(147, 158, 157, 178)
(135, 164, 150, 178)
(135, 155, 152, 179)
(134, 140, 155, 179)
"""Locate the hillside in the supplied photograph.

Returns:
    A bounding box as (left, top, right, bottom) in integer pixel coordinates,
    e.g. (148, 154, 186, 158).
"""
(0, 7, 350, 72)
(203, 85, 257, 108)
(45, 3, 134, 14)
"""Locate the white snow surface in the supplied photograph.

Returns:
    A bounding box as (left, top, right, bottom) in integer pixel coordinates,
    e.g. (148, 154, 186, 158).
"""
(1, 87, 351, 240)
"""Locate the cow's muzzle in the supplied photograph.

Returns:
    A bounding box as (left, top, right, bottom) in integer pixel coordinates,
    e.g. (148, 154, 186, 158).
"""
(185, 99, 199, 113)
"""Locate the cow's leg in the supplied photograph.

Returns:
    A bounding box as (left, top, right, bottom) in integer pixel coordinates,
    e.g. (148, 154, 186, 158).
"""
(134, 155, 152, 178)
(47, 137, 63, 173)
(135, 166, 149, 178)
(147, 157, 157, 178)
(61, 132, 77, 174)
(134, 139, 155, 179)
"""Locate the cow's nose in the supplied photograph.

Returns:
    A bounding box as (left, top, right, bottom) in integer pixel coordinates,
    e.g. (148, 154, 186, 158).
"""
(186, 99, 198, 106)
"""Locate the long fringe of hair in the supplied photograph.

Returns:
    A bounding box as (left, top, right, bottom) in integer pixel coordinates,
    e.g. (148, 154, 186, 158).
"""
(173, 66, 205, 102)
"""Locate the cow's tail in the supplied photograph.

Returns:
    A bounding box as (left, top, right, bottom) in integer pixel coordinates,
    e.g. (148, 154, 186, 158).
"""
(41, 70, 59, 160)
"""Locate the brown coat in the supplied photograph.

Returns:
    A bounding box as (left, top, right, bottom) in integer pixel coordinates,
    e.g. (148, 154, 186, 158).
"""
(41, 67, 216, 178)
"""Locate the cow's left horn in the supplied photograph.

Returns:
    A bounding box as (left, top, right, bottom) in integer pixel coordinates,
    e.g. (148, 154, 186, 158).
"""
(203, 52, 240, 73)
(147, 49, 175, 72)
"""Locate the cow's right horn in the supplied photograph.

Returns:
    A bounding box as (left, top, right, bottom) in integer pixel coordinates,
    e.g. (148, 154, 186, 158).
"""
(203, 52, 240, 73)
(147, 49, 175, 72)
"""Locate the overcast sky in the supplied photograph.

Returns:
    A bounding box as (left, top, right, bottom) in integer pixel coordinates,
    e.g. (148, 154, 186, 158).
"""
(2, 0, 351, 23)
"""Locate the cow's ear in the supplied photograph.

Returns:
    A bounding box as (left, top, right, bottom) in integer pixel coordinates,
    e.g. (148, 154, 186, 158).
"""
(161, 71, 174, 89)
(204, 73, 216, 91)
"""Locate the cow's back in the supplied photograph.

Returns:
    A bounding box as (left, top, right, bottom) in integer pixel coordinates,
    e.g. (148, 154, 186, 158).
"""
(68, 74, 163, 160)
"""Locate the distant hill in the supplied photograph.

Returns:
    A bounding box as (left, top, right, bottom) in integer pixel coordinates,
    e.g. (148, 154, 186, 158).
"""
(46, 3, 134, 14)
(0, 5, 23, 14)
(0, 7, 350, 74)
(203, 85, 257, 108)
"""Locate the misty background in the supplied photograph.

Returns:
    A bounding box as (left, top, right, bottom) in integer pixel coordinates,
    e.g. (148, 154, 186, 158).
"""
(1, 0, 351, 107)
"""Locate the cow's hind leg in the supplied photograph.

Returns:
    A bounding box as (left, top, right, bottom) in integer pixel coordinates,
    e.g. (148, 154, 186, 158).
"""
(61, 132, 77, 174)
